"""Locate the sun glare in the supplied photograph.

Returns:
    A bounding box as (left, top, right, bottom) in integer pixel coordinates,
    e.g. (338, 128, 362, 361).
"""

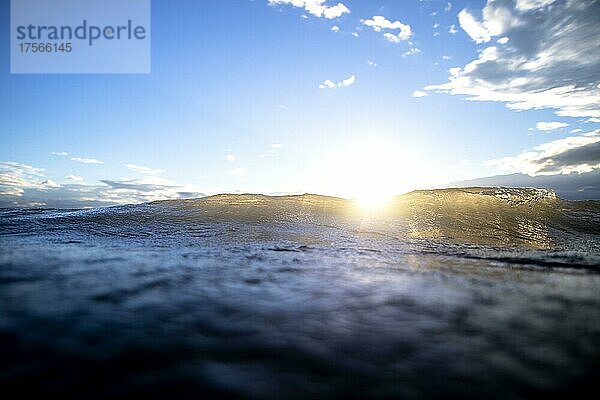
(319, 138, 408, 211)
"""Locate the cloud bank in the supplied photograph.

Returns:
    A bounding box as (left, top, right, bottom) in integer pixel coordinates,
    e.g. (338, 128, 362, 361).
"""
(0, 162, 204, 208)
(485, 130, 600, 176)
(426, 0, 600, 118)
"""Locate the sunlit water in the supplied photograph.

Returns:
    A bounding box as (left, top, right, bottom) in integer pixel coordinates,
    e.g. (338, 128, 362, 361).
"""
(1, 189, 599, 399)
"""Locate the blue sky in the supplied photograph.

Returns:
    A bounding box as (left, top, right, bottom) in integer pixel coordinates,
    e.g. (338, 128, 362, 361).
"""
(1, 0, 599, 207)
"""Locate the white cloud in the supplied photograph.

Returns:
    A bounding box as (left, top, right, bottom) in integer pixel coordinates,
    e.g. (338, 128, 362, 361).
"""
(0, 162, 205, 207)
(403, 47, 421, 57)
(433, 23, 440, 29)
(71, 157, 103, 165)
(442, 55, 452, 60)
(445, 2, 453, 12)
(351, 32, 359, 37)
(449, 24, 458, 34)
(226, 154, 236, 162)
(229, 167, 247, 177)
(363, 15, 412, 42)
(413, 90, 428, 98)
(367, 60, 377, 67)
(65, 175, 83, 182)
(586, 118, 600, 123)
(570, 128, 583, 133)
(424, 1, 600, 119)
(340, 75, 355, 87)
(51, 151, 68, 156)
(458, 9, 491, 43)
(515, 0, 556, 12)
(270, 143, 283, 149)
(497, 36, 509, 44)
(534, 121, 569, 131)
(319, 79, 336, 89)
(331, 25, 339, 32)
(319, 74, 355, 89)
(268, 0, 349, 19)
(485, 130, 600, 176)
(126, 163, 165, 175)
(0, 162, 59, 197)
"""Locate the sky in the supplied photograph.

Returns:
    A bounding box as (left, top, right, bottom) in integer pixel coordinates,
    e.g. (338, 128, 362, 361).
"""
(1, 0, 599, 207)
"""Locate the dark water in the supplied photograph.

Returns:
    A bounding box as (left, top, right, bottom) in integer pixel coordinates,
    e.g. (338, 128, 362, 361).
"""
(1, 189, 599, 399)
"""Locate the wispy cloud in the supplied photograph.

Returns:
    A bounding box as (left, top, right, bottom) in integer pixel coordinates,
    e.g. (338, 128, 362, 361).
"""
(51, 151, 68, 156)
(424, 1, 600, 118)
(268, 0, 349, 19)
(413, 90, 428, 98)
(71, 157, 104, 165)
(65, 175, 83, 182)
(533, 122, 569, 132)
(126, 163, 166, 175)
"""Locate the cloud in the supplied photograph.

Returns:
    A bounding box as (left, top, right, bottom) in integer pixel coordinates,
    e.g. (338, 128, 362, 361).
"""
(229, 167, 247, 177)
(331, 25, 339, 32)
(319, 74, 355, 89)
(0, 162, 59, 197)
(403, 47, 421, 57)
(449, 24, 458, 34)
(485, 130, 600, 176)
(383, 32, 409, 43)
(367, 60, 377, 67)
(534, 121, 569, 131)
(319, 79, 336, 89)
(586, 117, 600, 123)
(445, 2, 453, 12)
(65, 175, 83, 182)
(268, 0, 349, 19)
(363, 16, 412, 42)
(413, 90, 428, 98)
(515, 0, 557, 12)
(425, 0, 600, 119)
(457, 9, 491, 43)
(226, 154, 236, 162)
(71, 157, 103, 164)
(51, 151, 68, 156)
(340, 75, 355, 86)
(0, 161, 206, 208)
(126, 163, 166, 175)
(270, 143, 283, 149)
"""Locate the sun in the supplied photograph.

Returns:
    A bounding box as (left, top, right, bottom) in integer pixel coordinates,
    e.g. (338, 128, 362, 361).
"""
(318, 138, 407, 211)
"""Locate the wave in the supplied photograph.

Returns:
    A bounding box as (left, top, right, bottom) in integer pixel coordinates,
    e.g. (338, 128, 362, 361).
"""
(1, 187, 599, 250)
